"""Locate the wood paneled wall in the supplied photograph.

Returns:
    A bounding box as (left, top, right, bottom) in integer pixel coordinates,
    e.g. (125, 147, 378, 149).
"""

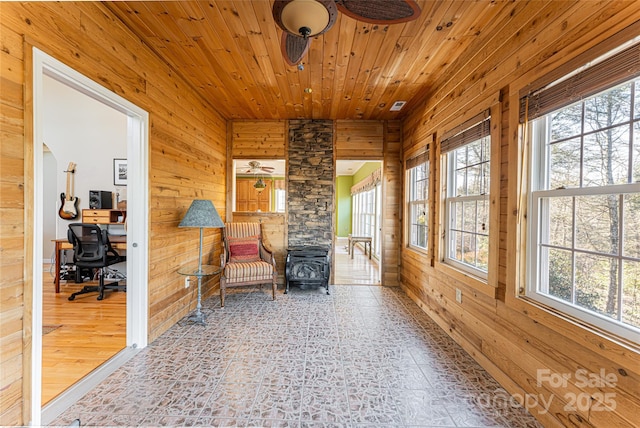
(231, 120, 287, 158)
(229, 120, 401, 286)
(0, 3, 226, 424)
(335, 120, 384, 159)
(381, 121, 402, 286)
(400, 2, 640, 427)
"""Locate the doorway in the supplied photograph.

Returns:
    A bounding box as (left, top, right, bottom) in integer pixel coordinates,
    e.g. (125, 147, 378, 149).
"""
(334, 160, 381, 285)
(31, 48, 149, 425)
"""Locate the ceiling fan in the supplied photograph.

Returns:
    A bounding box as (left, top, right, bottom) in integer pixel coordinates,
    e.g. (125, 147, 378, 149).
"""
(272, 0, 421, 66)
(243, 161, 275, 174)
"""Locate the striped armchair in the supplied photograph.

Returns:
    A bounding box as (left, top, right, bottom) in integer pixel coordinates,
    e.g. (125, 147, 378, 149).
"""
(219, 222, 277, 307)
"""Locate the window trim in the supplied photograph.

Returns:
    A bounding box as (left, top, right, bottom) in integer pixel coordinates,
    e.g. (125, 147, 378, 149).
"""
(525, 86, 640, 343)
(441, 116, 492, 280)
(406, 156, 430, 253)
(433, 104, 500, 298)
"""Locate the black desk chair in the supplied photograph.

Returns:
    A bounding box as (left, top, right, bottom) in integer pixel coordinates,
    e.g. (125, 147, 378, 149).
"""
(67, 223, 125, 301)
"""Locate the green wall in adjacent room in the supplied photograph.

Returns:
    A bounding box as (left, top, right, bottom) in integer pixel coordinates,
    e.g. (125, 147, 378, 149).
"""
(336, 175, 353, 237)
(335, 162, 382, 238)
(352, 161, 381, 184)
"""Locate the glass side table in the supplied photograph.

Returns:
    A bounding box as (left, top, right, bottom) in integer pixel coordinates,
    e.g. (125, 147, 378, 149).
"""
(177, 264, 221, 325)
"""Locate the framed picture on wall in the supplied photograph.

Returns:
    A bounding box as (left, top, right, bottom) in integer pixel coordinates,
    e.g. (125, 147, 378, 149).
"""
(113, 158, 127, 186)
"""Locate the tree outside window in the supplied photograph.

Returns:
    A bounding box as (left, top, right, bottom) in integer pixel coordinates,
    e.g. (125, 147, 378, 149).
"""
(530, 80, 640, 340)
(445, 136, 491, 276)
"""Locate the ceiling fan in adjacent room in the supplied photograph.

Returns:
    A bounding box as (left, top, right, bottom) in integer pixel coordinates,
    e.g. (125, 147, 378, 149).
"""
(272, 0, 422, 66)
(243, 161, 275, 174)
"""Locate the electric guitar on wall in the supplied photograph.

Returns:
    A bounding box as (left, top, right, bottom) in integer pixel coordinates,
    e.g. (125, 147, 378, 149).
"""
(58, 162, 79, 220)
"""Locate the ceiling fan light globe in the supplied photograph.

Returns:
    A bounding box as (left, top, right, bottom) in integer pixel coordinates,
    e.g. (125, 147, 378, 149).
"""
(281, 0, 330, 37)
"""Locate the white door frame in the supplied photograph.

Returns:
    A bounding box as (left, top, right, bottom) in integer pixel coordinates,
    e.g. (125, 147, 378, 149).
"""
(31, 48, 149, 425)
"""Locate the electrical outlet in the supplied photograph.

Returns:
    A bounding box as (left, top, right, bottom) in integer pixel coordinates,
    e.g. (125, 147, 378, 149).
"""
(456, 288, 462, 304)
(184, 277, 191, 288)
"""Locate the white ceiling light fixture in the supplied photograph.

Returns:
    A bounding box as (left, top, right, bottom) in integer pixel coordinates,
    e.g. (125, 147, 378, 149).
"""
(279, 0, 334, 38)
(390, 101, 407, 112)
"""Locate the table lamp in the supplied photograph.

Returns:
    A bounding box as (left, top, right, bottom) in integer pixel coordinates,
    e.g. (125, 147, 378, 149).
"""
(179, 199, 224, 324)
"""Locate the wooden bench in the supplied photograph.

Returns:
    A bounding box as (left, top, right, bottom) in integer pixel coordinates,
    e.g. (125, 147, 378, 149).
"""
(348, 235, 372, 259)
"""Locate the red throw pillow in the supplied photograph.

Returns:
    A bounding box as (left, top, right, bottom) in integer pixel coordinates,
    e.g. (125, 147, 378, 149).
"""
(228, 235, 260, 263)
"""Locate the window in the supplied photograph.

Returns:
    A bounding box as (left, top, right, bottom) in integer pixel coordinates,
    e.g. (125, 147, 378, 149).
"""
(525, 42, 640, 341)
(353, 187, 376, 237)
(375, 184, 382, 256)
(442, 113, 491, 277)
(352, 183, 381, 259)
(275, 188, 286, 212)
(406, 152, 429, 250)
(350, 166, 382, 259)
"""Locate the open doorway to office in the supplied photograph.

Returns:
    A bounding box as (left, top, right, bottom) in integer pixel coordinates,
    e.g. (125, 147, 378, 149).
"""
(31, 48, 149, 425)
(41, 75, 128, 407)
(334, 160, 381, 285)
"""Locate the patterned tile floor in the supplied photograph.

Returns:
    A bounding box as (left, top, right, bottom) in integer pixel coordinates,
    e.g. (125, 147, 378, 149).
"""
(51, 285, 543, 427)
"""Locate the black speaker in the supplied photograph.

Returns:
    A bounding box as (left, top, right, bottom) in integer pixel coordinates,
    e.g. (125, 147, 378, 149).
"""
(89, 190, 113, 209)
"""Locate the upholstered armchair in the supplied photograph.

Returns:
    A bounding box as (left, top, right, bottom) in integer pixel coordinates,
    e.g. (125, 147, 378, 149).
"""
(219, 222, 277, 307)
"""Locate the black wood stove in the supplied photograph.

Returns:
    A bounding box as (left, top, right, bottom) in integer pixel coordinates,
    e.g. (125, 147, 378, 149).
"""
(285, 245, 330, 294)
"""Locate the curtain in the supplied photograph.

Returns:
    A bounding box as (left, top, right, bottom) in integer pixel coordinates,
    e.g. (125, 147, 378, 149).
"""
(351, 168, 382, 195)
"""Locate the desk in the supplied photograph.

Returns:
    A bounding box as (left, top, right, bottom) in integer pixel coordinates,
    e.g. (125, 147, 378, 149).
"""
(52, 235, 126, 293)
(82, 209, 126, 225)
(348, 235, 372, 259)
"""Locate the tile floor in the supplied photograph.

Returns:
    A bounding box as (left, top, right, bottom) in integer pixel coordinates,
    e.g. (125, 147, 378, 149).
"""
(52, 285, 543, 427)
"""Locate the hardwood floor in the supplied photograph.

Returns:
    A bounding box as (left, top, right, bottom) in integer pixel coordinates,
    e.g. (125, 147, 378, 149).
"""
(333, 237, 380, 285)
(42, 266, 126, 405)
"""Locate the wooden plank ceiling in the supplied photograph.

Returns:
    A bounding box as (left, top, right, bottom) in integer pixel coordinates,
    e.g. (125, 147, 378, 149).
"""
(104, 1, 522, 120)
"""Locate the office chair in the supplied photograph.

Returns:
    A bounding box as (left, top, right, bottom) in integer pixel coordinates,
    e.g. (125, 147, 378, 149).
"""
(67, 223, 126, 301)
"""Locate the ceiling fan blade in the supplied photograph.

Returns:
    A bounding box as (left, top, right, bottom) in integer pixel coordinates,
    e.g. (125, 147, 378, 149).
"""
(336, 0, 421, 24)
(281, 32, 311, 66)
